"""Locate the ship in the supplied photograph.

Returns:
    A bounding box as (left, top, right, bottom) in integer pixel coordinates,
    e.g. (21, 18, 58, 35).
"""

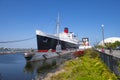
(36, 16, 80, 52)
(36, 27, 80, 52)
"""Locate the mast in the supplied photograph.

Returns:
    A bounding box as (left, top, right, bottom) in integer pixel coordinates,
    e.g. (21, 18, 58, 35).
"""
(56, 13, 60, 35)
(56, 13, 61, 53)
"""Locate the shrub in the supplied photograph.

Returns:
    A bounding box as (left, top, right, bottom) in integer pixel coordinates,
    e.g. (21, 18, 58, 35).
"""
(50, 49, 117, 80)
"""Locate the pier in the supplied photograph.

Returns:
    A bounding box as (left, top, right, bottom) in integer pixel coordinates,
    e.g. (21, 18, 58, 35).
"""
(0, 50, 36, 54)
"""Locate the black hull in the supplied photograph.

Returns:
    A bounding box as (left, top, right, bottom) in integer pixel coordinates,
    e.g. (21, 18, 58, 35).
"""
(36, 35, 79, 52)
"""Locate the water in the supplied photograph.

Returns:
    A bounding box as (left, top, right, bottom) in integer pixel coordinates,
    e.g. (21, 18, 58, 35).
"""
(0, 52, 73, 80)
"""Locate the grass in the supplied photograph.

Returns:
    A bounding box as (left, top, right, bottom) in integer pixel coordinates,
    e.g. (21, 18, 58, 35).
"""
(49, 49, 117, 80)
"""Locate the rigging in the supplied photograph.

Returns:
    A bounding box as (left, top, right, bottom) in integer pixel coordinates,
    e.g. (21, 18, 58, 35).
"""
(0, 37, 35, 43)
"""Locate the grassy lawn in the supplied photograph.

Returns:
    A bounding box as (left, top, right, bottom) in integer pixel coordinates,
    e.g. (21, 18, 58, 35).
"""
(49, 49, 117, 80)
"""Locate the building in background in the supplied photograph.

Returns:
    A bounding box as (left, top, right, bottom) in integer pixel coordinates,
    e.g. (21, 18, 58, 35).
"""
(99, 37, 120, 46)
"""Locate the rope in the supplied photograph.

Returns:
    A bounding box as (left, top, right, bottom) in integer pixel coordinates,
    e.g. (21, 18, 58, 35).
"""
(0, 37, 36, 43)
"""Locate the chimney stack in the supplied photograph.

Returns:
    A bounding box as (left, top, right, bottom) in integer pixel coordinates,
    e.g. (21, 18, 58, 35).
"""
(64, 27, 68, 33)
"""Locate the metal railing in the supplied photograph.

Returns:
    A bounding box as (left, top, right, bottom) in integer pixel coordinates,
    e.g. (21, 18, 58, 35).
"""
(98, 50, 120, 77)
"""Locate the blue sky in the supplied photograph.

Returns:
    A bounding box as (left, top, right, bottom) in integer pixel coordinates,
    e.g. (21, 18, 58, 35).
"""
(0, 0, 120, 48)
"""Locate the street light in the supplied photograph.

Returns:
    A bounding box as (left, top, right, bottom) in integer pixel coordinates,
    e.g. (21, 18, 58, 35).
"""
(101, 24, 105, 46)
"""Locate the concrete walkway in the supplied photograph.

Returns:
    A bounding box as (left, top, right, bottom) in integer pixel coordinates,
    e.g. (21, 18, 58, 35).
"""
(104, 50, 120, 58)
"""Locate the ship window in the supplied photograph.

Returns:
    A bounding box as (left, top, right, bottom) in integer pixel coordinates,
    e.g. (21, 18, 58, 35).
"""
(74, 35, 76, 37)
(43, 38, 48, 43)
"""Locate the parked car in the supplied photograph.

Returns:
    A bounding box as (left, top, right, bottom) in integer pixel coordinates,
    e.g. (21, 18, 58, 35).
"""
(115, 46, 120, 50)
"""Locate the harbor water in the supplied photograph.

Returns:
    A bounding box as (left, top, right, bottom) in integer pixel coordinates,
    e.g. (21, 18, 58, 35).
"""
(0, 52, 73, 80)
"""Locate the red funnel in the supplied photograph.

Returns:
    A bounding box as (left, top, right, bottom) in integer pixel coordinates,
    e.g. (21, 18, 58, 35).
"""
(64, 27, 68, 33)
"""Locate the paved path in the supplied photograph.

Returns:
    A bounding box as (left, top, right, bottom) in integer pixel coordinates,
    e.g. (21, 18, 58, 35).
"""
(104, 50, 120, 58)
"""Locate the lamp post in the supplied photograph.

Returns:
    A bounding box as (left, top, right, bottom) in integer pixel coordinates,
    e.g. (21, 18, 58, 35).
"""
(101, 24, 105, 46)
